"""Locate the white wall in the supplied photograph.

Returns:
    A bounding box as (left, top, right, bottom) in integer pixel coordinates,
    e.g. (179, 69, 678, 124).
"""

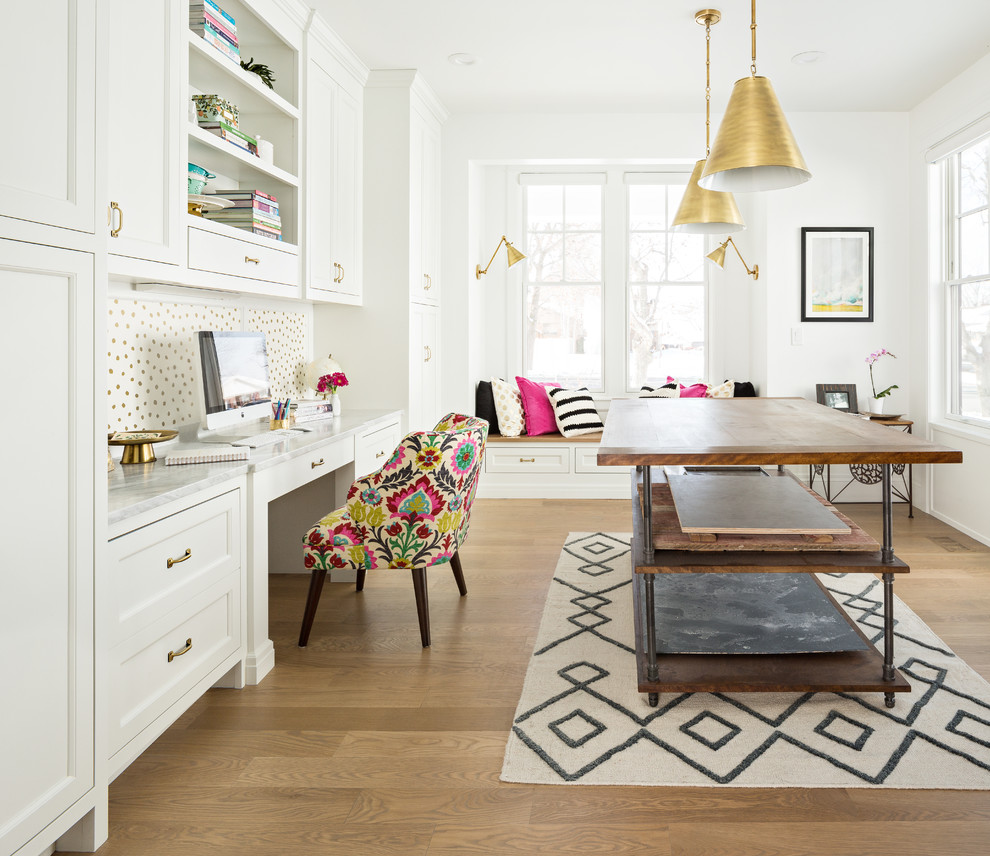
(441, 111, 911, 403)
(908, 51, 990, 544)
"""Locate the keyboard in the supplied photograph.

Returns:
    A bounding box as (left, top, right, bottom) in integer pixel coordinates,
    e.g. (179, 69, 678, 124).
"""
(230, 428, 304, 448)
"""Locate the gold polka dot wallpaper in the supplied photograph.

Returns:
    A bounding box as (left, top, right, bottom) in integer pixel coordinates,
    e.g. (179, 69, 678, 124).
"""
(106, 298, 309, 432)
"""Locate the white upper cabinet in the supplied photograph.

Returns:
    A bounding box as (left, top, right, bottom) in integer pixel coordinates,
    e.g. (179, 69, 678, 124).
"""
(303, 21, 365, 304)
(107, 0, 184, 265)
(0, 0, 96, 235)
(410, 102, 442, 305)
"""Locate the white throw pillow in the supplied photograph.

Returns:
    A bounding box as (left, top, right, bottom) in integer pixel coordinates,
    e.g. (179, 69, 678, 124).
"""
(490, 377, 526, 437)
(708, 379, 735, 398)
(547, 387, 606, 437)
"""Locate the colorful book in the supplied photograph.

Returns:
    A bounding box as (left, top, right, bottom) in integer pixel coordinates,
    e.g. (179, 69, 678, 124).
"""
(252, 226, 283, 241)
(196, 27, 240, 63)
(197, 14, 238, 48)
(219, 188, 278, 204)
(202, 0, 237, 31)
(207, 212, 281, 229)
(199, 122, 258, 155)
(227, 199, 279, 217)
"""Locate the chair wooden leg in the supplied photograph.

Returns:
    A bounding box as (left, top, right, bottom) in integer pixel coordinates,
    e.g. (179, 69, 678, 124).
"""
(356, 567, 367, 591)
(298, 568, 327, 648)
(450, 550, 467, 597)
(411, 568, 431, 647)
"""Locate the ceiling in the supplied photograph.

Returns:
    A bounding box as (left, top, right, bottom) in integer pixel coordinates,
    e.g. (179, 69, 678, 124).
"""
(308, 0, 990, 115)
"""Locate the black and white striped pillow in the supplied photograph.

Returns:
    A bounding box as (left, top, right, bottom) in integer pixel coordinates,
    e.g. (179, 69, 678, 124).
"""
(547, 387, 605, 437)
(639, 383, 680, 399)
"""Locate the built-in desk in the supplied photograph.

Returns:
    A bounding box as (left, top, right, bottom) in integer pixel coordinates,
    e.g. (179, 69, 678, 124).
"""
(108, 408, 403, 693)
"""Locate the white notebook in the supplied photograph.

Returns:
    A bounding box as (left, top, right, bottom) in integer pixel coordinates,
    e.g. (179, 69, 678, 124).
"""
(163, 443, 250, 466)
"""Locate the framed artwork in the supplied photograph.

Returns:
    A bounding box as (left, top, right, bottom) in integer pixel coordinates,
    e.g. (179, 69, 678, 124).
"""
(801, 227, 874, 322)
(816, 383, 858, 414)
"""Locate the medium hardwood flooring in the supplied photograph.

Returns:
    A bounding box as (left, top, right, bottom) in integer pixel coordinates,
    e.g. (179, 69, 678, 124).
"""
(74, 500, 990, 855)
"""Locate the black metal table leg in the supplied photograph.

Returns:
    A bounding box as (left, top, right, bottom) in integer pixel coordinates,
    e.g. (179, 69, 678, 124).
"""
(881, 463, 896, 708)
(643, 465, 654, 562)
(644, 574, 659, 684)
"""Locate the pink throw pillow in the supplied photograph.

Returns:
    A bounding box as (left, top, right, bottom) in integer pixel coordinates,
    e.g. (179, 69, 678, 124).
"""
(667, 376, 709, 398)
(515, 377, 560, 435)
(681, 383, 709, 398)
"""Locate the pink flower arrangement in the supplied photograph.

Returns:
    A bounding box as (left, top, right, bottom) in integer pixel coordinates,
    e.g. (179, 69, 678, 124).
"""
(316, 371, 349, 396)
(866, 348, 898, 399)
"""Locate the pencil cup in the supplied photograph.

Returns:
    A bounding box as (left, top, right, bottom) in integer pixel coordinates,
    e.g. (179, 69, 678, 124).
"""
(270, 418, 291, 430)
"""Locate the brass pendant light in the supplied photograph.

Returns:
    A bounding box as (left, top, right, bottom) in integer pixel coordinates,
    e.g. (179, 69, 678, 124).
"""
(698, 0, 811, 193)
(672, 9, 745, 234)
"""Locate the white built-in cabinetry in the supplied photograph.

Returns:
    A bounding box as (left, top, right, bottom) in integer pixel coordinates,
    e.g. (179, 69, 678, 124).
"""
(0, 240, 100, 855)
(352, 70, 446, 432)
(106, 0, 184, 266)
(0, 0, 97, 236)
(304, 18, 366, 303)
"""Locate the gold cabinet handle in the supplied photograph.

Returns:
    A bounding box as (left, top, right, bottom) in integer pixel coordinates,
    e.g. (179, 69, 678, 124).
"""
(245, 256, 260, 264)
(519, 457, 536, 463)
(423, 273, 431, 291)
(311, 458, 325, 469)
(167, 638, 193, 662)
(424, 345, 432, 362)
(376, 450, 386, 459)
(109, 201, 123, 237)
(166, 548, 192, 569)
(333, 262, 340, 283)
(339, 263, 345, 281)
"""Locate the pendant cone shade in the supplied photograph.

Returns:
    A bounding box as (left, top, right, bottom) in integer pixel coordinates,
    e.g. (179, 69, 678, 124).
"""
(699, 75, 811, 192)
(672, 158, 745, 234)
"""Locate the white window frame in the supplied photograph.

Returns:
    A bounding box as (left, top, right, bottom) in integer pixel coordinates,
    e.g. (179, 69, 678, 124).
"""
(937, 132, 990, 431)
(507, 165, 707, 398)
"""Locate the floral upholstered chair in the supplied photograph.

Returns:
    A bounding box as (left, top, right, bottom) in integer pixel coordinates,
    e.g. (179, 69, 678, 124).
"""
(299, 413, 488, 648)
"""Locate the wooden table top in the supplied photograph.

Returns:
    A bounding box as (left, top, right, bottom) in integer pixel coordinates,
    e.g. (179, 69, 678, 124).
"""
(598, 398, 963, 467)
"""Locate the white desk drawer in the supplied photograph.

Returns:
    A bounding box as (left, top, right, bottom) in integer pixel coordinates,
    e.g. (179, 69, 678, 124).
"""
(109, 488, 240, 644)
(188, 226, 298, 286)
(355, 419, 402, 478)
(274, 439, 355, 493)
(485, 445, 570, 474)
(109, 579, 239, 756)
(575, 446, 612, 474)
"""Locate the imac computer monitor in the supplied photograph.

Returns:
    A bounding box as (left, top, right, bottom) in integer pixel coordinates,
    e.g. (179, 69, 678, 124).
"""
(197, 330, 272, 431)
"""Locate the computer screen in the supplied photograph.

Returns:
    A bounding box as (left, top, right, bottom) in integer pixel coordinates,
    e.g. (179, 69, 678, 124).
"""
(197, 330, 272, 431)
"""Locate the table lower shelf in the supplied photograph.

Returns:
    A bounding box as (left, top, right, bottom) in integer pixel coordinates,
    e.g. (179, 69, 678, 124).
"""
(630, 565, 910, 697)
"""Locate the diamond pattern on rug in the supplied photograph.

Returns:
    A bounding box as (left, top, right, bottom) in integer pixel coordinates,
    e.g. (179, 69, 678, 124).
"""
(502, 532, 990, 788)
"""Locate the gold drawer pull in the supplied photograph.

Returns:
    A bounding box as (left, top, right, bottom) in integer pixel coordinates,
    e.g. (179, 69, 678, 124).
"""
(338, 263, 345, 281)
(376, 450, 386, 459)
(312, 458, 325, 468)
(109, 201, 123, 237)
(167, 638, 193, 662)
(424, 273, 431, 290)
(166, 548, 192, 568)
(245, 256, 260, 264)
(519, 457, 536, 463)
(424, 345, 432, 362)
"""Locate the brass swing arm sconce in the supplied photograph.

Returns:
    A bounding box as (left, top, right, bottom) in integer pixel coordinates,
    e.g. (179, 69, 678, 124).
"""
(476, 235, 526, 279)
(706, 236, 759, 280)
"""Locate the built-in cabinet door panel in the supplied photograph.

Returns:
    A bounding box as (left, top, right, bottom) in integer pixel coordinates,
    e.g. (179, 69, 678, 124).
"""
(409, 303, 439, 431)
(409, 107, 441, 305)
(305, 39, 362, 303)
(0, 0, 96, 234)
(0, 240, 95, 856)
(107, 0, 182, 264)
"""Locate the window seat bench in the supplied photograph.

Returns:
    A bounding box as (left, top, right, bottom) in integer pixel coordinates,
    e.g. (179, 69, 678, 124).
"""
(479, 431, 630, 499)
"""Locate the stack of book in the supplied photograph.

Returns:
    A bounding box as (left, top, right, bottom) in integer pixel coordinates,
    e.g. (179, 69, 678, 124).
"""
(291, 399, 334, 424)
(204, 189, 282, 240)
(198, 121, 258, 156)
(190, 1, 240, 65)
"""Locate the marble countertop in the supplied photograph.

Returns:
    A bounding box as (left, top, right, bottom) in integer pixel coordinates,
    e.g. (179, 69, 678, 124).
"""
(108, 409, 402, 528)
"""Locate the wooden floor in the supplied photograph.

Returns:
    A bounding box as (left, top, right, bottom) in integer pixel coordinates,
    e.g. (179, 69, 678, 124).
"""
(76, 500, 990, 856)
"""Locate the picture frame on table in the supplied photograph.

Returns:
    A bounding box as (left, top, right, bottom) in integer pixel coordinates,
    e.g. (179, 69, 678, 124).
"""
(801, 227, 874, 322)
(816, 383, 859, 414)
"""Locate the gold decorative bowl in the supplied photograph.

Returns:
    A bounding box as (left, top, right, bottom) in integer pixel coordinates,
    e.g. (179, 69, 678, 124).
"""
(108, 430, 178, 464)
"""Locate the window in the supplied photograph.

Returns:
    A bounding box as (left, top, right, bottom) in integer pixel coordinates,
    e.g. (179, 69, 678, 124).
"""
(626, 177, 705, 388)
(944, 134, 990, 426)
(517, 169, 706, 394)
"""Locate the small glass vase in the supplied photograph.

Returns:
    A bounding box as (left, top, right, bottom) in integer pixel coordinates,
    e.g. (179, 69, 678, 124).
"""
(869, 396, 884, 414)
(331, 392, 341, 417)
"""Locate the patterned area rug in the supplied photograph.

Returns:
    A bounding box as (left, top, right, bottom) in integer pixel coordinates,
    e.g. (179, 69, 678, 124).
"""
(501, 533, 990, 788)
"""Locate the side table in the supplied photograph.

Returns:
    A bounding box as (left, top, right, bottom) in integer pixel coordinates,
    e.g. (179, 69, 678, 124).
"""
(809, 415, 914, 517)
